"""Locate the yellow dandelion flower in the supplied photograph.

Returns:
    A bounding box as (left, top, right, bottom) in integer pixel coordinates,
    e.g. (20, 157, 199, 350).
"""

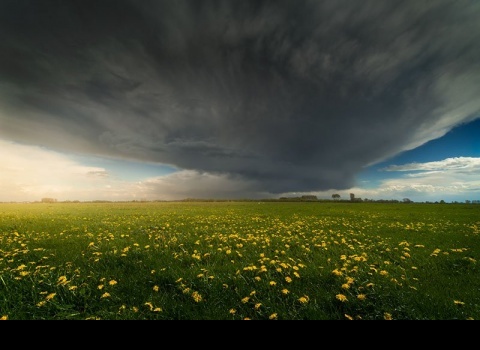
(344, 314, 353, 320)
(269, 281, 277, 286)
(293, 272, 300, 278)
(285, 276, 292, 283)
(85, 316, 101, 320)
(153, 308, 162, 312)
(45, 293, 56, 301)
(298, 296, 309, 304)
(357, 294, 366, 301)
(108, 280, 117, 286)
(254, 276, 261, 281)
(341, 283, 350, 290)
(454, 300, 465, 306)
(384, 312, 393, 320)
(132, 307, 139, 313)
(332, 269, 343, 276)
(229, 309, 237, 315)
(145, 302, 154, 311)
(101, 292, 111, 298)
(36, 301, 46, 307)
(69, 285, 78, 291)
(153, 285, 159, 292)
(336, 294, 348, 302)
(241, 297, 250, 304)
(0, 315, 8, 320)
(281, 289, 290, 295)
(57, 276, 68, 286)
(192, 291, 202, 302)
(254, 303, 262, 310)
(250, 291, 256, 296)
(97, 284, 104, 290)
(243, 317, 251, 320)
(269, 313, 278, 320)
(379, 270, 388, 276)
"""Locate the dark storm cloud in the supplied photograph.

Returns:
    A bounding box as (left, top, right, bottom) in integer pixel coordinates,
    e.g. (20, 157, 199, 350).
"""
(1, 0, 479, 194)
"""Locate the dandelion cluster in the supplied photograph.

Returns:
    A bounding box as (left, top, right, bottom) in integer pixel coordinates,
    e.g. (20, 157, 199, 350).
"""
(0, 201, 478, 320)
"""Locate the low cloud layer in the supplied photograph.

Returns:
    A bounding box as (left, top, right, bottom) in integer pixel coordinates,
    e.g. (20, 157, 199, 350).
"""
(1, 0, 479, 195)
(1, 140, 478, 202)
(361, 157, 480, 201)
(383, 157, 480, 174)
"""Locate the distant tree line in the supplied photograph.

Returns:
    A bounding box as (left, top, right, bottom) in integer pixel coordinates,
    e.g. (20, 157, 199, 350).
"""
(2, 196, 480, 204)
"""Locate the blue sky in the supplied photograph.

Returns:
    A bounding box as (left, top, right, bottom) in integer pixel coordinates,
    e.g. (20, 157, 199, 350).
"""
(375, 119, 480, 167)
(354, 118, 480, 202)
(1, 1, 479, 203)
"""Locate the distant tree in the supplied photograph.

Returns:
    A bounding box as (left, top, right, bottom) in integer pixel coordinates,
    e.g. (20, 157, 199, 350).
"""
(350, 193, 355, 201)
(332, 194, 341, 200)
(41, 198, 57, 203)
(403, 198, 412, 203)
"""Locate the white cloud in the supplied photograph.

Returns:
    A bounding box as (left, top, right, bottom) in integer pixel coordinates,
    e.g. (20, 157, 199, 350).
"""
(285, 157, 480, 202)
(0, 139, 265, 202)
(0, 140, 118, 202)
(383, 157, 480, 172)
(2, 140, 479, 203)
(351, 157, 480, 202)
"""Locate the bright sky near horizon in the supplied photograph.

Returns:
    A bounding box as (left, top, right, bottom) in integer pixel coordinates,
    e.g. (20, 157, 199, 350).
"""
(1, 1, 479, 203)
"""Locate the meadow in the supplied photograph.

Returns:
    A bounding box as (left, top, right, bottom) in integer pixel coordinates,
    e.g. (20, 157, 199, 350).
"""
(0, 201, 479, 320)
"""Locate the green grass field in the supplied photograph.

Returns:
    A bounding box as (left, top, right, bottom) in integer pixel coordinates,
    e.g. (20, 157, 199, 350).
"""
(1, 201, 479, 320)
